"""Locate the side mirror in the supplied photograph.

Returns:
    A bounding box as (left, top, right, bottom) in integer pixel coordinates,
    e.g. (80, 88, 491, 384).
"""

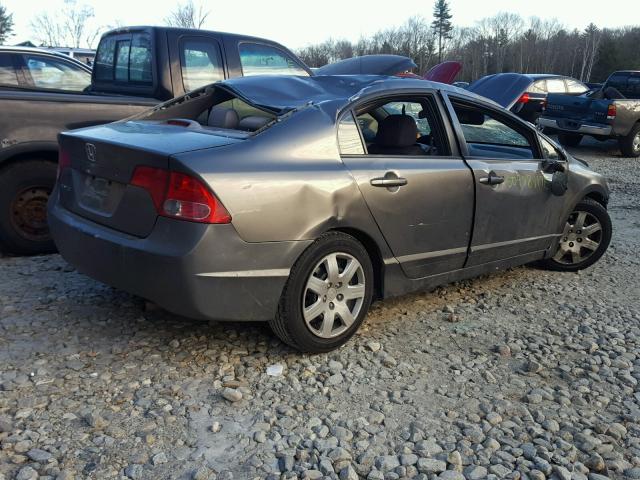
(549, 171, 568, 196)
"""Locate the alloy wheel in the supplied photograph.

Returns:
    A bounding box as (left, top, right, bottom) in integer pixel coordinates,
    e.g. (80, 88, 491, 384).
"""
(553, 209, 603, 265)
(302, 252, 366, 339)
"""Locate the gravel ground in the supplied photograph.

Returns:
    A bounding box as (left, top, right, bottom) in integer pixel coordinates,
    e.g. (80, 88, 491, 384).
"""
(1, 139, 639, 480)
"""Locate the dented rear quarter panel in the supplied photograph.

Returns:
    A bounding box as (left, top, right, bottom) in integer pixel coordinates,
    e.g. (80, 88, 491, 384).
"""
(171, 105, 394, 259)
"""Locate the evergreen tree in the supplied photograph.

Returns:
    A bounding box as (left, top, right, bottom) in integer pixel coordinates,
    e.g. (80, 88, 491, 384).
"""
(0, 4, 14, 44)
(432, 0, 453, 62)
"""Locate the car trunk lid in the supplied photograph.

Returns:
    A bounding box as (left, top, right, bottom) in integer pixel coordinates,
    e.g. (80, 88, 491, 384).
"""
(58, 121, 243, 237)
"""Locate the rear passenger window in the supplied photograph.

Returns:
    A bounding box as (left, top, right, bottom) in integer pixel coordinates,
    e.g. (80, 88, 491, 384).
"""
(239, 43, 308, 76)
(566, 79, 588, 94)
(337, 112, 365, 155)
(546, 78, 566, 93)
(23, 55, 90, 91)
(94, 33, 153, 85)
(129, 34, 152, 83)
(530, 80, 546, 93)
(607, 73, 629, 94)
(180, 39, 224, 92)
(627, 75, 640, 98)
(451, 101, 537, 159)
(0, 54, 18, 86)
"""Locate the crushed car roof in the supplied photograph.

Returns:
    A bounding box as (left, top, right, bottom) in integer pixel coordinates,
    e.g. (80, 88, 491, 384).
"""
(220, 74, 486, 113)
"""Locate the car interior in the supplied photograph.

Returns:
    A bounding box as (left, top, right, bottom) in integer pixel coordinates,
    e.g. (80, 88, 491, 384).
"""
(134, 87, 277, 135)
(355, 97, 448, 156)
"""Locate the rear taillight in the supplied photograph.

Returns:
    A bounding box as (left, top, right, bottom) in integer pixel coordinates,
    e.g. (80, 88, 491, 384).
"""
(57, 149, 71, 179)
(607, 104, 617, 120)
(517, 93, 530, 104)
(130, 166, 231, 224)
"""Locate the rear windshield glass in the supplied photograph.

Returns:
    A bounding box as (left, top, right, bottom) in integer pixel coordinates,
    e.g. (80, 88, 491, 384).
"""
(95, 32, 153, 85)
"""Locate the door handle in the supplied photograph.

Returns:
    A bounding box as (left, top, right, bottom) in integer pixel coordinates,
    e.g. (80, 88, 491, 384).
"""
(370, 177, 408, 187)
(479, 171, 504, 186)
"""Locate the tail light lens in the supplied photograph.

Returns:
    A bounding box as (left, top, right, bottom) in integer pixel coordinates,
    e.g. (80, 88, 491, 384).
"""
(57, 149, 71, 179)
(607, 104, 617, 120)
(517, 93, 530, 104)
(130, 166, 231, 224)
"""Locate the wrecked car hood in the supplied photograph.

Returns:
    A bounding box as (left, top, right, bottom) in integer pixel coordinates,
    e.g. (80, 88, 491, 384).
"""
(423, 61, 462, 84)
(468, 73, 533, 109)
(315, 55, 417, 76)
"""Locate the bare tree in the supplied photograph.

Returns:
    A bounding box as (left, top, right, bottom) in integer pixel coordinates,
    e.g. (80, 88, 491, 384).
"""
(580, 23, 601, 82)
(165, 0, 210, 29)
(31, 0, 101, 48)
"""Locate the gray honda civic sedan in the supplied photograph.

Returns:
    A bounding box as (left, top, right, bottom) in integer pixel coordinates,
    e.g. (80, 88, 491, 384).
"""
(49, 75, 611, 352)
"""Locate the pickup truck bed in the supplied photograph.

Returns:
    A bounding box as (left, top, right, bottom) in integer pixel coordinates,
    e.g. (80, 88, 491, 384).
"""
(539, 71, 640, 158)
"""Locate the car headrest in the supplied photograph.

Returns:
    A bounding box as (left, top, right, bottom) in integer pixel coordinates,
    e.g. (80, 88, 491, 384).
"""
(208, 107, 239, 129)
(238, 116, 271, 132)
(375, 115, 418, 147)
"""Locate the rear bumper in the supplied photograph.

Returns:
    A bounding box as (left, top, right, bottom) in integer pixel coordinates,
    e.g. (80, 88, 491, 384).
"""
(538, 118, 612, 136)
(48, 190, 312, 321)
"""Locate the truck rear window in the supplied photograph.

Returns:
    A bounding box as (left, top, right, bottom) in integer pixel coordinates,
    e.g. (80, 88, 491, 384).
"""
(95, 33, 152, 85)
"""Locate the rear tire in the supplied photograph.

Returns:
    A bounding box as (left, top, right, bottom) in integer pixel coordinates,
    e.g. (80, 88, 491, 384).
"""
(558, 133, 583, 147)
(0, 160, 57, 255)
(619, 123, 640, 158)
(540, 198, 612, 272)
(270, 232, 374, 353)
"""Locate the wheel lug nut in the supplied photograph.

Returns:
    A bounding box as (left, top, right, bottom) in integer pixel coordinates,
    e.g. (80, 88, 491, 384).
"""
(577, 238, 582, 242)
(577, 230, 582, 234)
(569, 242, 574, 247)
(323, 296, 327, 302)
(329, 302, 334, 310)
(337, 294, 344, 301)
(563, 237, 568, 241)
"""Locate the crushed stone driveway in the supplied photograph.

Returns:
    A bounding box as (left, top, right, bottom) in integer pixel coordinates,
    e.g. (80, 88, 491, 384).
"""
(1, 138, 639, 480)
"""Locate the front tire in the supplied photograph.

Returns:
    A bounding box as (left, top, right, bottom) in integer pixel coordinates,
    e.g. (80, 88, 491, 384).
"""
(619, 123, 640, 158)
(558, 133, 583, 147)
(270, 232, 374, 353)
(0, 160, 57, 255)
(541, 198, 612, 272)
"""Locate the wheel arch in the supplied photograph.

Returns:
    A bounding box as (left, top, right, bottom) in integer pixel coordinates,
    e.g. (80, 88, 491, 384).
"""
(329, 226, 384, 300)
(582, 188, 609, 208)
(0, 144, 59, 171)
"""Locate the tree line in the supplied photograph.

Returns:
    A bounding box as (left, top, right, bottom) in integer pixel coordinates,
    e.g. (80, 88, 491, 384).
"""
(297, 13, 640, 83)
(2, 0, 639, 83)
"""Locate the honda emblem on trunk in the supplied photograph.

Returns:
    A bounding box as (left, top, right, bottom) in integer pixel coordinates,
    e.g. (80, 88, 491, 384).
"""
(85, 143, 97, 162)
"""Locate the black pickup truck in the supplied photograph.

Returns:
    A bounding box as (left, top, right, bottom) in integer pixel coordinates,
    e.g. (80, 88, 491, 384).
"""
(0, 26, 312, 254)
(539, 71, 640, 157)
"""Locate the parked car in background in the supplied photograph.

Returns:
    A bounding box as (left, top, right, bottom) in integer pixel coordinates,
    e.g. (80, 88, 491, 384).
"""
(49, 75, 611, 352)
(539, 71, 640, 157)
(0, 26, 312, 255)
(468, 73, 590, 123)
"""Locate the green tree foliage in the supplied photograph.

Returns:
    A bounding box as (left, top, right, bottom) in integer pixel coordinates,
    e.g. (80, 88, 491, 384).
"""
(0, 3, 14, 44)
(432, 0, 453, 62)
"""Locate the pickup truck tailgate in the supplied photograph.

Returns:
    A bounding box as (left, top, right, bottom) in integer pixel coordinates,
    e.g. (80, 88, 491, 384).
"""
(57, 121, 242, 237)
(545, 93, 610, 122)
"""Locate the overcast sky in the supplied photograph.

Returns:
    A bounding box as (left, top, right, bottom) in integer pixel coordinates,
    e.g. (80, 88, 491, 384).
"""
(3, 0, 638, 49)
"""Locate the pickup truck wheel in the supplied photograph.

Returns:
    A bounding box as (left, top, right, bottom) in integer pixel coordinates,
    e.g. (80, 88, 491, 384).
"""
(541, 199, 612, 272)
(558, 133, 583, 147)
(270, 232, 374, 353)
(0, 160, 57, 255)
(619, 123, 640, 157)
